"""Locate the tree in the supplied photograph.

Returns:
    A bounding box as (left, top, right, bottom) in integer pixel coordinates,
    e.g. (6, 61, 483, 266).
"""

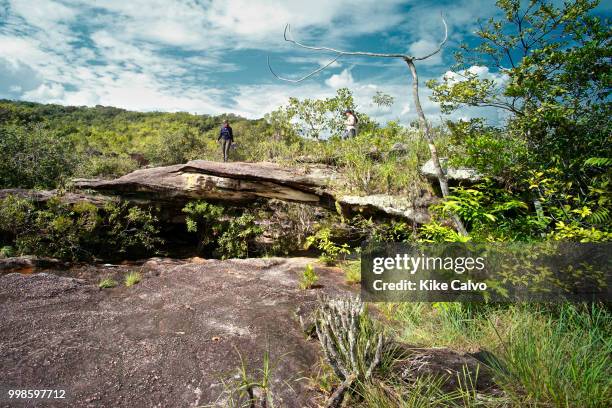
(282, 88, 362, 139)
(425, 0, 611, 240)
(268, 18, 468, 235)
(428, 0, 611, 182)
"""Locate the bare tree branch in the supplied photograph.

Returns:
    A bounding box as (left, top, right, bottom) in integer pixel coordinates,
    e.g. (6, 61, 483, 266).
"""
(267, 14, 468, 236)
(283, 24, 407, 58)
(267, 54, 343, 83)
(267, 15, 448, 83)
(412, 14, 448, 61)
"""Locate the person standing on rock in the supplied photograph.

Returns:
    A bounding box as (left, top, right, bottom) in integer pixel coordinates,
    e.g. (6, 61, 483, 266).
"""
(218, 120, 234, 162)
(343, 109, 358, 139)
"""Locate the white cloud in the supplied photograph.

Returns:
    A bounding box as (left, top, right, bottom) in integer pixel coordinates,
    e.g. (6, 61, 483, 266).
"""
(0, 0, 507, 125)
(408, 39, 443, 65)
(442, 65, 509, 86)
(22, 82, 66, 102)
(325, 69, 354, 88)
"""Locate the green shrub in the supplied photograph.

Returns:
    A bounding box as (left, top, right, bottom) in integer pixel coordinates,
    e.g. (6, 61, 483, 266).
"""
(304, 227, 350, 265)
(124, 271, 141, 287)
(343, 260, 361, 284)
(76, 154, 139, 178)
(299, 264, 319, 289)
(0, 195, 162, 261)
(0, 124, 77, 189)
(0, 246, 14, 258)
(217, 214, 263, 259)
(183, 201, 263, 259)
(98, 278, 118, 289)
(182, 201, 225, 250)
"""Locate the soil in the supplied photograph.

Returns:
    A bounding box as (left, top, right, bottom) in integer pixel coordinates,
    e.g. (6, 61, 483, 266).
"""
(0, 257, 353, 407)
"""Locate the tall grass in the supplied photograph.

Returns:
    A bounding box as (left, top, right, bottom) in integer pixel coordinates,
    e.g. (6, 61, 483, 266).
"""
(491, 304, 611, 408)
(380, 302, 612, 408)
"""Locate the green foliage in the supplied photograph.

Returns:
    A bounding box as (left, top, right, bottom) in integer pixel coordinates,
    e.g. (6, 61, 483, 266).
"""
(371, 91, 394, 108)
(0, 124, 77, 188)
(285, 87, 371, 139)
(182, 201, 225, 248)
(0, 195, 162, 261)
(209, 347, 282, 408)
(445, 119, 529, 182)
(76, 154, 139, 178)
(343, 260, 361, 284)
(380, 302, 611, 408)
(182, 201, 262, 259)
(100, 202, 164, 255)
(98, 278, 118, 289)
(0, 245, 14, 258)
(145, 127, 200, 165)
(304, 227, 350, 265)
(124, 271, 142, 287)
(491, 304, 612, 408)
(420, 175, 611, 242)
(351, 216, 414, 243)
(299, 264, 319, 289)
(428, 0, 611, 190)
(217, 214, 263, 259)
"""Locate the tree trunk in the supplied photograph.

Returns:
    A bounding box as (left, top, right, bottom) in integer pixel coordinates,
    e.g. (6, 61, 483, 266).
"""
(405, 58, 468, 236)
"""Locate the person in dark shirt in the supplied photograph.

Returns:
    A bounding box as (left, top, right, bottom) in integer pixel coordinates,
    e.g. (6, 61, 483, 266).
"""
(217, 120, 234, 162)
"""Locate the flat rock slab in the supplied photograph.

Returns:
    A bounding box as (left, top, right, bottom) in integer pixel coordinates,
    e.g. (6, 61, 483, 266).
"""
(71, 160, 434, 224)
(73, 160, 337, 206)
(0, 257, 354, 407)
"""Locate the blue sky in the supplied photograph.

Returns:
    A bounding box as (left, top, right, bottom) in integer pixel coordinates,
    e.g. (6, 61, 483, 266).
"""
(0, 1, 607, 124)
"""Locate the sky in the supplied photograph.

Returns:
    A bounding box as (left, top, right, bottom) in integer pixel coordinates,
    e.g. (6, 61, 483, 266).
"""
(0, 0, 607, 124)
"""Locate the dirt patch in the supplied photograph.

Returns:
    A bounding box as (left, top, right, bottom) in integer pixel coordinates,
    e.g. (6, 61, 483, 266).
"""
(0, 257, 352, 407)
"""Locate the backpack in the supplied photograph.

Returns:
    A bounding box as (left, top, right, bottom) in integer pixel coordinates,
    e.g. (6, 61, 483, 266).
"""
(220, 126, 231, 139)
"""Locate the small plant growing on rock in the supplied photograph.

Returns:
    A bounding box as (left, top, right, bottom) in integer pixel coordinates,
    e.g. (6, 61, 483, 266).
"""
(304, 228, 350, 266)
(124, 271, 141, 287)
(343, 260, 361, 284)
(299, 264, 319, 290)
(98, 277, 118, 289)
(315, 296, 383, 408)
(0, 246, 14, 259)
(211, 346, 283, 408)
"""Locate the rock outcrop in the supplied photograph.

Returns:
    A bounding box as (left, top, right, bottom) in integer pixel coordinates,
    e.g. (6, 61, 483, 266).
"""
(73, 160, 435, 223)
(74, 160, 338, 206)
(0, 188, 115, 207)
(0, 257, 353, 407)
(421, 158, 483, 183)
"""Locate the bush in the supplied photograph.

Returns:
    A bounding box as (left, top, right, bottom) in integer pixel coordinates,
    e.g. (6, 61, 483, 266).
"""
(76, 154, 139, 178)
(0, 195, 162, 261)
(343, 260, 361, 284)
(182, 201, 263, 259)
(0, 246, 14, 258)
(305, 227, 350, 265)
(0, 124, 77, 189)
(217, 214, 263, 259)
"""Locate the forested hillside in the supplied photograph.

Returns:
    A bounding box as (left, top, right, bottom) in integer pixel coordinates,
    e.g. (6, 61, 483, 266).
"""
(0, 100, 271, 186)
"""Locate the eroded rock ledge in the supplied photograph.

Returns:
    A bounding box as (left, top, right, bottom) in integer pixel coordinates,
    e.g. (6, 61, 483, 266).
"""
(72, 160, 436, 223)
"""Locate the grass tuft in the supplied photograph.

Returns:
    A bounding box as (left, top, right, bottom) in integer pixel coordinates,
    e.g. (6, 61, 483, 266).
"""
(98, 277, 118, 289)
(124, 271, 142, 287)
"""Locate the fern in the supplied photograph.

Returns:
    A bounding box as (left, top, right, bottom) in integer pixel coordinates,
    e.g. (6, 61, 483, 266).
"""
(583, 157, 612, 167)
(586, 207, 611, 225)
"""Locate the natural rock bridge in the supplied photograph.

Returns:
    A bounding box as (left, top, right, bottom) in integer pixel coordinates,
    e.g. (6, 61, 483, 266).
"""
(70, 160, 435, 224)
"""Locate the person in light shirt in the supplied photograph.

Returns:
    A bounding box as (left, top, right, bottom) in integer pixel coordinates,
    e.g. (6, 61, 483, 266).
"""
(343, 109, 358, 139)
